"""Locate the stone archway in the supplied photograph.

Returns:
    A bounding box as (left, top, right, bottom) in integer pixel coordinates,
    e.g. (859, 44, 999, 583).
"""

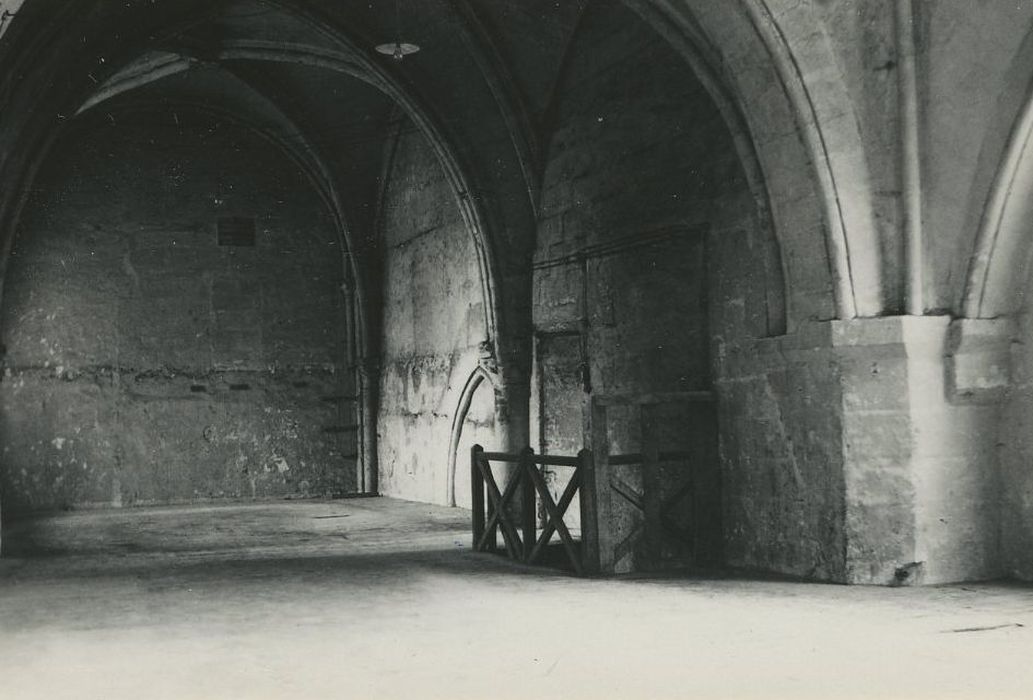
(621, 0, 883, 325)
(445, 366, 498, 509)
(963, 86, 1033, 320)
(0, 0, 536, 511)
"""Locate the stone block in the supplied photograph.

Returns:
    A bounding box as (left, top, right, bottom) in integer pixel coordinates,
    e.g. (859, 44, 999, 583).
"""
(946, 318, 1015, 403)
(845, 501, 916, 585)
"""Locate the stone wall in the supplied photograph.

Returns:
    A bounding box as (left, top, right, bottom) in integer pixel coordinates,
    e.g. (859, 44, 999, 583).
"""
(838, 318, 1000, 585)
(376, 121, 494, 506)
(0, 0, 1027, 583)
(0, 109, 355, 513)
(720, 317, 1007, 585)
(716, 328, 847, 581)
(528, 0, 1011, 583)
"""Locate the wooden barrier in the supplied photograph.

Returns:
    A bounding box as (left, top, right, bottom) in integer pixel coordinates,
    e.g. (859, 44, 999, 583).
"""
(471, 392, 713, 576)
(470, 445, 596, 575)
(590, 391, 714, 574)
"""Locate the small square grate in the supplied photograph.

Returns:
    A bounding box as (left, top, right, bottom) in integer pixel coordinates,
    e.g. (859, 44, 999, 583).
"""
(217, 217, 256, 247)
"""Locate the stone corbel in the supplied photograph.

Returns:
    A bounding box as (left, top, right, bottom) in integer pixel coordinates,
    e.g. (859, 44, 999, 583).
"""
(476, 339, 499, 378)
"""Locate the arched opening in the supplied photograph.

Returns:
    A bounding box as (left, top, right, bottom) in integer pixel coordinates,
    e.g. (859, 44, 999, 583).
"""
(0, 0, 869, 583)
(11, 5, 1033, 694)
(532, 0, 785, 572)
(0, 0, 514, 536)
(446, 367, 497, 509)
(0, 104, 358, 511)
(375, 117, 495, 506)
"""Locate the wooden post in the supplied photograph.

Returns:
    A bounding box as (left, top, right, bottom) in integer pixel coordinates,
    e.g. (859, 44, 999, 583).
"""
(521, 447, 536, 562)
(589, 400, 615, 574)
(578, 448, 599, 574)
(641, 403, 663, 569)
(471, 444, 485, 550)
(485, 464, 497, 553)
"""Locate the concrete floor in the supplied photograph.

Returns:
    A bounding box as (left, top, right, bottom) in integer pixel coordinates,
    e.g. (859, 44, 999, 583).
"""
(0, 499, 1031, 700)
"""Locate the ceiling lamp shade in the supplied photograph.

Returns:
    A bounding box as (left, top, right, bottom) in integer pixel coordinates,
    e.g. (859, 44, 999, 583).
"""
(376, 0, 419, 61)
(375, 42, 420, 61)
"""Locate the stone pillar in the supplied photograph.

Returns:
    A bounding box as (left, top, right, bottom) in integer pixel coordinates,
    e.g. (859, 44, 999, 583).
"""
(716, 317, 1006, 585)
(835, 318, 925, 584)
(838, 317, 1003, 584)
(358, 357, 380, 495)
(944, 318, 1016, 578)
(495, 377, 531, 454)
(489, 346, 532, 524)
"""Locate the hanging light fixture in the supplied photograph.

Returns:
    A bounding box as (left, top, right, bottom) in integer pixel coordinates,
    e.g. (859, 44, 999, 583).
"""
(375, 0, 420, 61)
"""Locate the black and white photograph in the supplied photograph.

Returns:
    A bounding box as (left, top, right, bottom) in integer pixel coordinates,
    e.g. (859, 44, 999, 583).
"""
(0, 1, 1030, 698)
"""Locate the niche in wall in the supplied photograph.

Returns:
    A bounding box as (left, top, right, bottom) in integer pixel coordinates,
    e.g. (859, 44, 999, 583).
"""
(0, 107, 356, 512)
(447, 368, 497, 509)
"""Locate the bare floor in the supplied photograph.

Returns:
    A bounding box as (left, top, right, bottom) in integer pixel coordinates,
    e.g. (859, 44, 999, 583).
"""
(1, 499, 1031, 700)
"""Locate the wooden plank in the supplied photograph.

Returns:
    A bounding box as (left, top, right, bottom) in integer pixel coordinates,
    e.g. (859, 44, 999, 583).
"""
(641, 403, 663, 570)
(471, 445, 485, 549)
(479, 499, 520, 557)
(481, 456, 525, 558)
(529, 454, 583, 467)
(590, 401, 616, 575)
(526, 462, 583, 575)
(529, 468, 582, 564)
(478, 456, 499, 553)
(577, 449, 599, 575)
(613, 522, 644, 567)
(592, 391, 714, 407)
(481, 451, 523, 463)
(477, 508, 517, 554)
(520, 448, 537, 561)
(479, 457, 523, 559)
(485, 485, 497, 553)
(610, 476, 644, 511)
(528, 462, 586, 574)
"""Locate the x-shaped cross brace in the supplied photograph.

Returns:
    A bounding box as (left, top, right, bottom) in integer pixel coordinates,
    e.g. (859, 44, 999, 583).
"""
(525, 463, 584, 575)
(606, 471, 695, 567)
(475, 456, 524, 559)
